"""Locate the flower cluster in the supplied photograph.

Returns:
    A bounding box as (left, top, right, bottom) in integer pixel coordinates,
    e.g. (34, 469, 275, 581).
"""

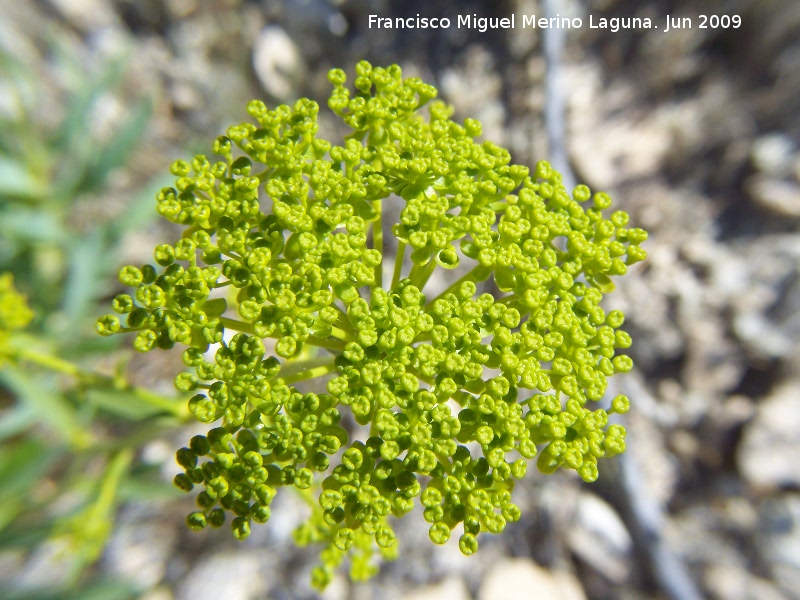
(98, 62, 646, 587)
(0, 273, 34, 364)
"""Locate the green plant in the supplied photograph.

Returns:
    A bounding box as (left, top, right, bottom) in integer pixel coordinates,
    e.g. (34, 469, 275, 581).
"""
(0, 40, 156, 338)
(0, 39, 183, 597)
(98, 61, 647, 588)
(0, 270, 186, 594)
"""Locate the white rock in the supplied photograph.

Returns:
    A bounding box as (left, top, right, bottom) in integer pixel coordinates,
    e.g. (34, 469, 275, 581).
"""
(327, 12, 348, 36)
(479, 558, 585, 600)
(751, 134, 796, 177)
(746, 175, 800, 218)
(166, 0, 198, 19)
(733, 311, 794, 359)
(704, 565, 787, 600)
(48, 0, 116, 30)
(177, 552, 267, 600)
(105, 509, 177, 589)
(402, 576, 471, 600)
(566, 64, 672, 189)
(568, 493, 632, 583)
(320, 573, 349, 600)
(738, 383, 800, 489)
(140, 587, 175, 600)
(252, 26, 303, 99)
(440, 47, 507, 146)
(758, 495, 800, 597)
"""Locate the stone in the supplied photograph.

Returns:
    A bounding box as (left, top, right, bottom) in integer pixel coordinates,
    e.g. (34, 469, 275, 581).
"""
(751, 134, 796, 177)
(104, 507, 178, 589)
(479, 558, 586, 600)
(746, 175, 800, 218)
(252, 26, 303, 99)
(568, 493, 632, 583)
(738, 383, 800, 489)
(48, 0, 117, 30)
(757, 494, 800, 598)
(704, 565, 787, 600)
(177, 552, 267, 600)
(402, 576, 471, 600)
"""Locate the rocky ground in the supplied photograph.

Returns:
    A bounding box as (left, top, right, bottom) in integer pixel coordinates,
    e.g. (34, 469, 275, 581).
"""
(2, 0, 800, 599)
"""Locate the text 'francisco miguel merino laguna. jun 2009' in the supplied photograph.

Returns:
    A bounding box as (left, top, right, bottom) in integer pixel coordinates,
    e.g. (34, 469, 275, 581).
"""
(368, 13, 743, 33)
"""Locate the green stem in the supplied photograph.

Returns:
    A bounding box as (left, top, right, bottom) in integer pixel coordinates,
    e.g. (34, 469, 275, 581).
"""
(391, 241, 406, 290)
(131, 387, 189, 419)
(372, 199, 383, 289)
(452, 390, 475, 407)
(11, 345, 83, 377)
(425, 264, 492, 307)
(407, 259, 437, 292)
(96, 449, 134, 517)
(306, 335, 346, 352)
(292, 484, 325, 522)
(330, 305, 357, 336)
(278, 362, 337, 385)
(220, 316, 255, 334)
(65, 448, 134, 586)
(255, 167, 276, 183)
(11, 346, 188, 419)
(276, 356, 337, 378)
(434, 452, 453, 474)
(403, 364, 476, 407)
(329, 326, 354, 343)
(221, 317, 349, 351)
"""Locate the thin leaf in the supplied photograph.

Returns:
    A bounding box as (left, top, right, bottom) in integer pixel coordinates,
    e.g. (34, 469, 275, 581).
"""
(0, 367, 92, 448)
(61, 229, 107, 328)
(0, 157, 46, 201)
(118, 472, 182, 502)
(0, 438, 59, 532)
(0, 402, 37, 441)
(51, 55, 127, 155)
(0, 207, 66, 244)
(107, 173, 172, 241)
(0, 496, 25, 534)
(81, 98, 153, 193)
(0, 580, 137, 600)
(49, 54, 129, 201)
(84, 387, 168, 421)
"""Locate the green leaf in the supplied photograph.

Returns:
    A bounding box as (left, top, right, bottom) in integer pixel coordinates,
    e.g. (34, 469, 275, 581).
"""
(0, 402, 36, 442)
(0, 438, 60, 532)
(0, 496, 25, 535)
(81, 98, 153, 193)
(0, 367, 91, 448)
(0, 580, 137, 600)
(51, 54, 127, 155)
(0, 157, 47, 201)
(84, 387, 169, 421)
(50, 53, 129, 201)
(61, 229, 107, 328)
(118, 470, 182, 501)
(0, 207, 66, 244)
(0, 519, 52, 552)
(108, 174, 172, 240)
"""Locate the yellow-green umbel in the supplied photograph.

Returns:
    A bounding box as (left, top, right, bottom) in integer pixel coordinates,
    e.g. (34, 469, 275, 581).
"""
(98, 61, 647, 588)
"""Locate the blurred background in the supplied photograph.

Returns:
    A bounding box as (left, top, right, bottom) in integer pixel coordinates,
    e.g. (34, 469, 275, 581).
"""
(1, 0, 799, 599)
